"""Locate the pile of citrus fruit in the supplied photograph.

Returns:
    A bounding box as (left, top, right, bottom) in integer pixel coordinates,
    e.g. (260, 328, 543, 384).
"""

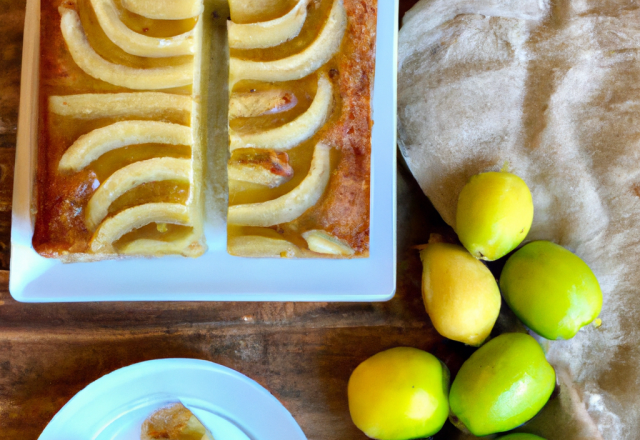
(348, 171, 603, 439)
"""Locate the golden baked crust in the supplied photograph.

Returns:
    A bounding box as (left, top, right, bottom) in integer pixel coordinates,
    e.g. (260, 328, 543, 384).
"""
(227, 0, 376, 258)
(297, 0, 375, 255)
(33, 0, 205, 261)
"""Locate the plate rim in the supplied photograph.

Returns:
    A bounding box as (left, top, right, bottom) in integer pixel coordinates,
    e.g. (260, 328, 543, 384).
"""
(38, 358, 307, 440)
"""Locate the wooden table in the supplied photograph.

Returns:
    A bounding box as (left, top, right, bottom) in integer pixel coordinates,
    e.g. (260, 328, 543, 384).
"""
(0, 1, 476, 439)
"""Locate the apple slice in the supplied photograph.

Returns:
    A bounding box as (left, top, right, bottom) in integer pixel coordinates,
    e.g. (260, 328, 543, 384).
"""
(228, 142, 331, 226)
(229, 0, 293, 23)
(302, 229, 355, 256)
(119, 235, 203, 257)
(228, 149, 293, 188)
(229, 0, 346, 83)
(49, 93, 192, 119)
(228, 235, 301, 258)
(121, 0, 204, 20)
(229, 89, 296, 119)
(59, 7, 194, 89)
(86, 158, 191, 231)
(59, 121, 192, 172)
(90, 0, 196, 57)
(230, 73, 332, 151)
(90, 203, 190, 254)
(228, 0, 310, 50)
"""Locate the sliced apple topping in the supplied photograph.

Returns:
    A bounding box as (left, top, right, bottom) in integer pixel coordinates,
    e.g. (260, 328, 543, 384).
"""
(302, 229, 355, 256)
(90, 0, 196, 57)
(59, 121, 192, 173)
(230, 73, 332, 151)
(228, 235, 300, 258)
(90, 203, 190, 254)
(228, 0, 310, 50)
(59, 7, 194, 89)
(49, 93, 192, 119)
(85, 158, 191, 231)
(121, 0, 204, 20)
(119, 236, 204, 257)
(229, 89, 297, 119)
(229, 0, 347, 83)
(228, 142, 331, 226)
(229, 0, 293, 23)
(228, 149, 293, 188)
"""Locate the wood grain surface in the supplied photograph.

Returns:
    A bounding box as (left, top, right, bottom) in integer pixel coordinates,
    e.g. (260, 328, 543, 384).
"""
(0, 1, 481, 439)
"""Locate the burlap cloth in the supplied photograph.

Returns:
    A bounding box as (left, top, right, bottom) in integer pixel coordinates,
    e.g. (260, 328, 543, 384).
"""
(398, 0, 640, 437)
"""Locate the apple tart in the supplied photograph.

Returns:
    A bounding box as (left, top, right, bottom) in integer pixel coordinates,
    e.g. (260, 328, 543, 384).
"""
(33, 0, 376, 262)
(226, 0, 376, 258)
(33, 0, 206, 261)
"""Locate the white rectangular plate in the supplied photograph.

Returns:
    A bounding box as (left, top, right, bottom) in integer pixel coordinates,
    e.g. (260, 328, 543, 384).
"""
(10, 0, 397, 302)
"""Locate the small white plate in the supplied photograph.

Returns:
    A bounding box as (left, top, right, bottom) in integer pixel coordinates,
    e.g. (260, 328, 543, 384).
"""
(10, 0, 397, 302)
(38, 358, 307, 440)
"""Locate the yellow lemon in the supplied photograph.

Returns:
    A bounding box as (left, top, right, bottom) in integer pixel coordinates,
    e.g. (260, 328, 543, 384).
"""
(456, 171, 534, 261)
(348, 347, 449, 440)
(420, 242, 501, 346)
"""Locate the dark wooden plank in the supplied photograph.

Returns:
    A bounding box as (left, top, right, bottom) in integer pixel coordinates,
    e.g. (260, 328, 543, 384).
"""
(0, 148, 15, 269)
(0, 0, 24, 270)
(0, 1, 24, 150)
